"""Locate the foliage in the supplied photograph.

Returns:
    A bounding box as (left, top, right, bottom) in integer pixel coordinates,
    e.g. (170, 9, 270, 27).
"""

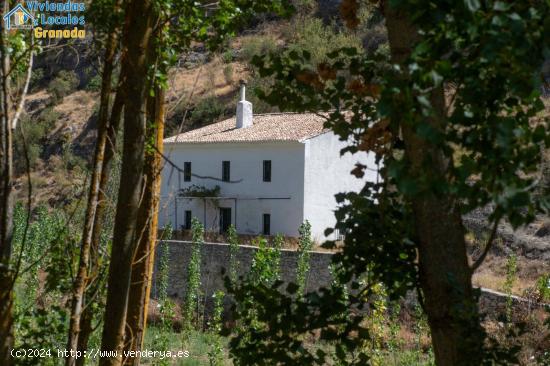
(14, 306, 67, 366)
(11, 205, 79, 365)
(189, 96, 226, 126)
(226, 236, 283, 356)
(152, 224, 175, 366)
(223, 64, 234, 85)
(283, 17, 363, 67)
(85, 74, 102, 92)
(536, 273, 550, 303)
(183, 218, 205, 336)
(249, 236, 281, 287)
(225, 0, 550, 363)
(239, 35, 279, 63)
(47, 70, 80, 103)
(207, 290, 226, 366)
(227, 225, 240, 285)
(296, 221, 312, 297)
(29, 68, 45, 91)
(180, 184, 221, 198)
(13, 106, 60, 173)
(504, 254, 518, 324)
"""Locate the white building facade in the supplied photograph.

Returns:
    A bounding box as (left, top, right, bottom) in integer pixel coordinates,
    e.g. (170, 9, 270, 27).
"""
(159, 87, 378, 242)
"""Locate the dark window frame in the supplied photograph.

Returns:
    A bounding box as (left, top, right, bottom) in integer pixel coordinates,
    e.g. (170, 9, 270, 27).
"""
(219, 207, 232, 233)
(263, 160, 271, 182)
(184, 210, 192, 230)
(222, 161, 230, 182)
(262, 213, 271, 236)
(184, 162, 192, 182)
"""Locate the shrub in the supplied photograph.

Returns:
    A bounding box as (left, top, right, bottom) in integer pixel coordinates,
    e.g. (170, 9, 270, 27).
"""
(227, 225, 240, 285)
(296, 220, 312, 297)
(239, 35, 278, 62)
(47, 70, 79, 102)
(222, 50, 234, 63)
(284, 17, 362, 67)
(190, 96, 225, 126)
(85, 74, 102, 92)
(38, 107, 60, 131)
(183, 218, 204, 336)
(29, 68, 44, 91)
(223, 64, 234, 85)
(536, 273, 550, 302)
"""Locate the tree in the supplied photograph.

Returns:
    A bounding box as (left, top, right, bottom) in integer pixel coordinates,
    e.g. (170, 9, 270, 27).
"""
(66, 2, 124, 365)
(124, 85, 165, 365)
(227, 0, 549, 365)
(0, 1, 34, 363)
(98, 0, 157, 364)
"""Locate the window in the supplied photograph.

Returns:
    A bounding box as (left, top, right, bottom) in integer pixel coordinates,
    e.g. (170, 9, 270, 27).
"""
(222, 161, 230, 182)
(263, 160, 271, 182)
(184, 210, 192, 230)
(219, 207, 232, 233)
(262, 214, 271, 236)
(184, 162, 191, 182)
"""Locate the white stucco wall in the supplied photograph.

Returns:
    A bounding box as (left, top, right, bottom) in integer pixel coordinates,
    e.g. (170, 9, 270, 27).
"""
(159, 142, 306, 237)
(303, 132, 378, 242)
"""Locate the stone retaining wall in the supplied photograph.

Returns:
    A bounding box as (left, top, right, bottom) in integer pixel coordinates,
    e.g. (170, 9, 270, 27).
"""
(152, 241, 548, 319)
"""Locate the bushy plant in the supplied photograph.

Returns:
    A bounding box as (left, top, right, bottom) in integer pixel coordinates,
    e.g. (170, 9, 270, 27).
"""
(536, 273, 550, 302)
(296, 220, 312, 296)
(283, 17, 362, 66)
(227, 225, 239, 285)
(47, 70, 80, 102)
(85, 74, 102, 92)
(223, 64, 234, 85)
(207, 290, 226, 366)
(183, 218, 204, 335)
(239, 35, 278, 62)
(29, 67, 45, 91)
(189, 96, 225, 126)
(152, 224, 175, 366)
(249, 236, 281, 287)
(504, 254, 518, 324)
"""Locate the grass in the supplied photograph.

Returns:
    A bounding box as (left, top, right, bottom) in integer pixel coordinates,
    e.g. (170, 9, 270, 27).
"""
(142, 326, 230, 366)
(140, 321, 435, 366)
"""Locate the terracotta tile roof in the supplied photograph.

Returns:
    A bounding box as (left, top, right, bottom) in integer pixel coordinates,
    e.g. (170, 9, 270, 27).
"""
(164, 113, 329, 144)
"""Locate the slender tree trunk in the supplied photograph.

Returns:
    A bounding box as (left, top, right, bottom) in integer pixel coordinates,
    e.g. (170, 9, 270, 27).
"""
(66, 16, 122, 364)
(76, 88, 124, 366)
(0, 1, 14, 362)
(99, 1, 155, 364)
(123, 87, 165, 366)
(384, 3, 484, 365)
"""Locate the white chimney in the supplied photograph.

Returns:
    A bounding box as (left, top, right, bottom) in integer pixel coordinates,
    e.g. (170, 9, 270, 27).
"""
(236, 80, 253, 128)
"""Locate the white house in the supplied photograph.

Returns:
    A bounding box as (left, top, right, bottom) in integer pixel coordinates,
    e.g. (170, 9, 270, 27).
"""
(158, 84, 379, 241)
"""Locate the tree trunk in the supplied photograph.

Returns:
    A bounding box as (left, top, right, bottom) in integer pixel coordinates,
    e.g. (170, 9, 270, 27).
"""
(123, 87, 165, 366)
(0, 0, 14, 362)
(384, 3, 484, 365)
(66, 13, 121, 365)
(76, 87, 124, 366)
(99, 0, 155, 364)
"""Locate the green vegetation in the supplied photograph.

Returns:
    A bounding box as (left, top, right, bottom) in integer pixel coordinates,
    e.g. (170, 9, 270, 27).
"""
(189, 96, 225, 126)
(227, 225, 239, 285)
(536, 273, 550, 302)
(183, 218, 205, 336)
(296, 221, 312, 296)
(504, 254, 518, 324)
(47, 70, 80, 103)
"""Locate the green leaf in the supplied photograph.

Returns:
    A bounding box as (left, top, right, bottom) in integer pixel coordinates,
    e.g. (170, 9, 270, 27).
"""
(464, 0, 480, 12)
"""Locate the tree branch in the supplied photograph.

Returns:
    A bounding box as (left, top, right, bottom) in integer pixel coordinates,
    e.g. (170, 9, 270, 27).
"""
(11, 35, 34, 130)
(470, 217, 501, 273)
